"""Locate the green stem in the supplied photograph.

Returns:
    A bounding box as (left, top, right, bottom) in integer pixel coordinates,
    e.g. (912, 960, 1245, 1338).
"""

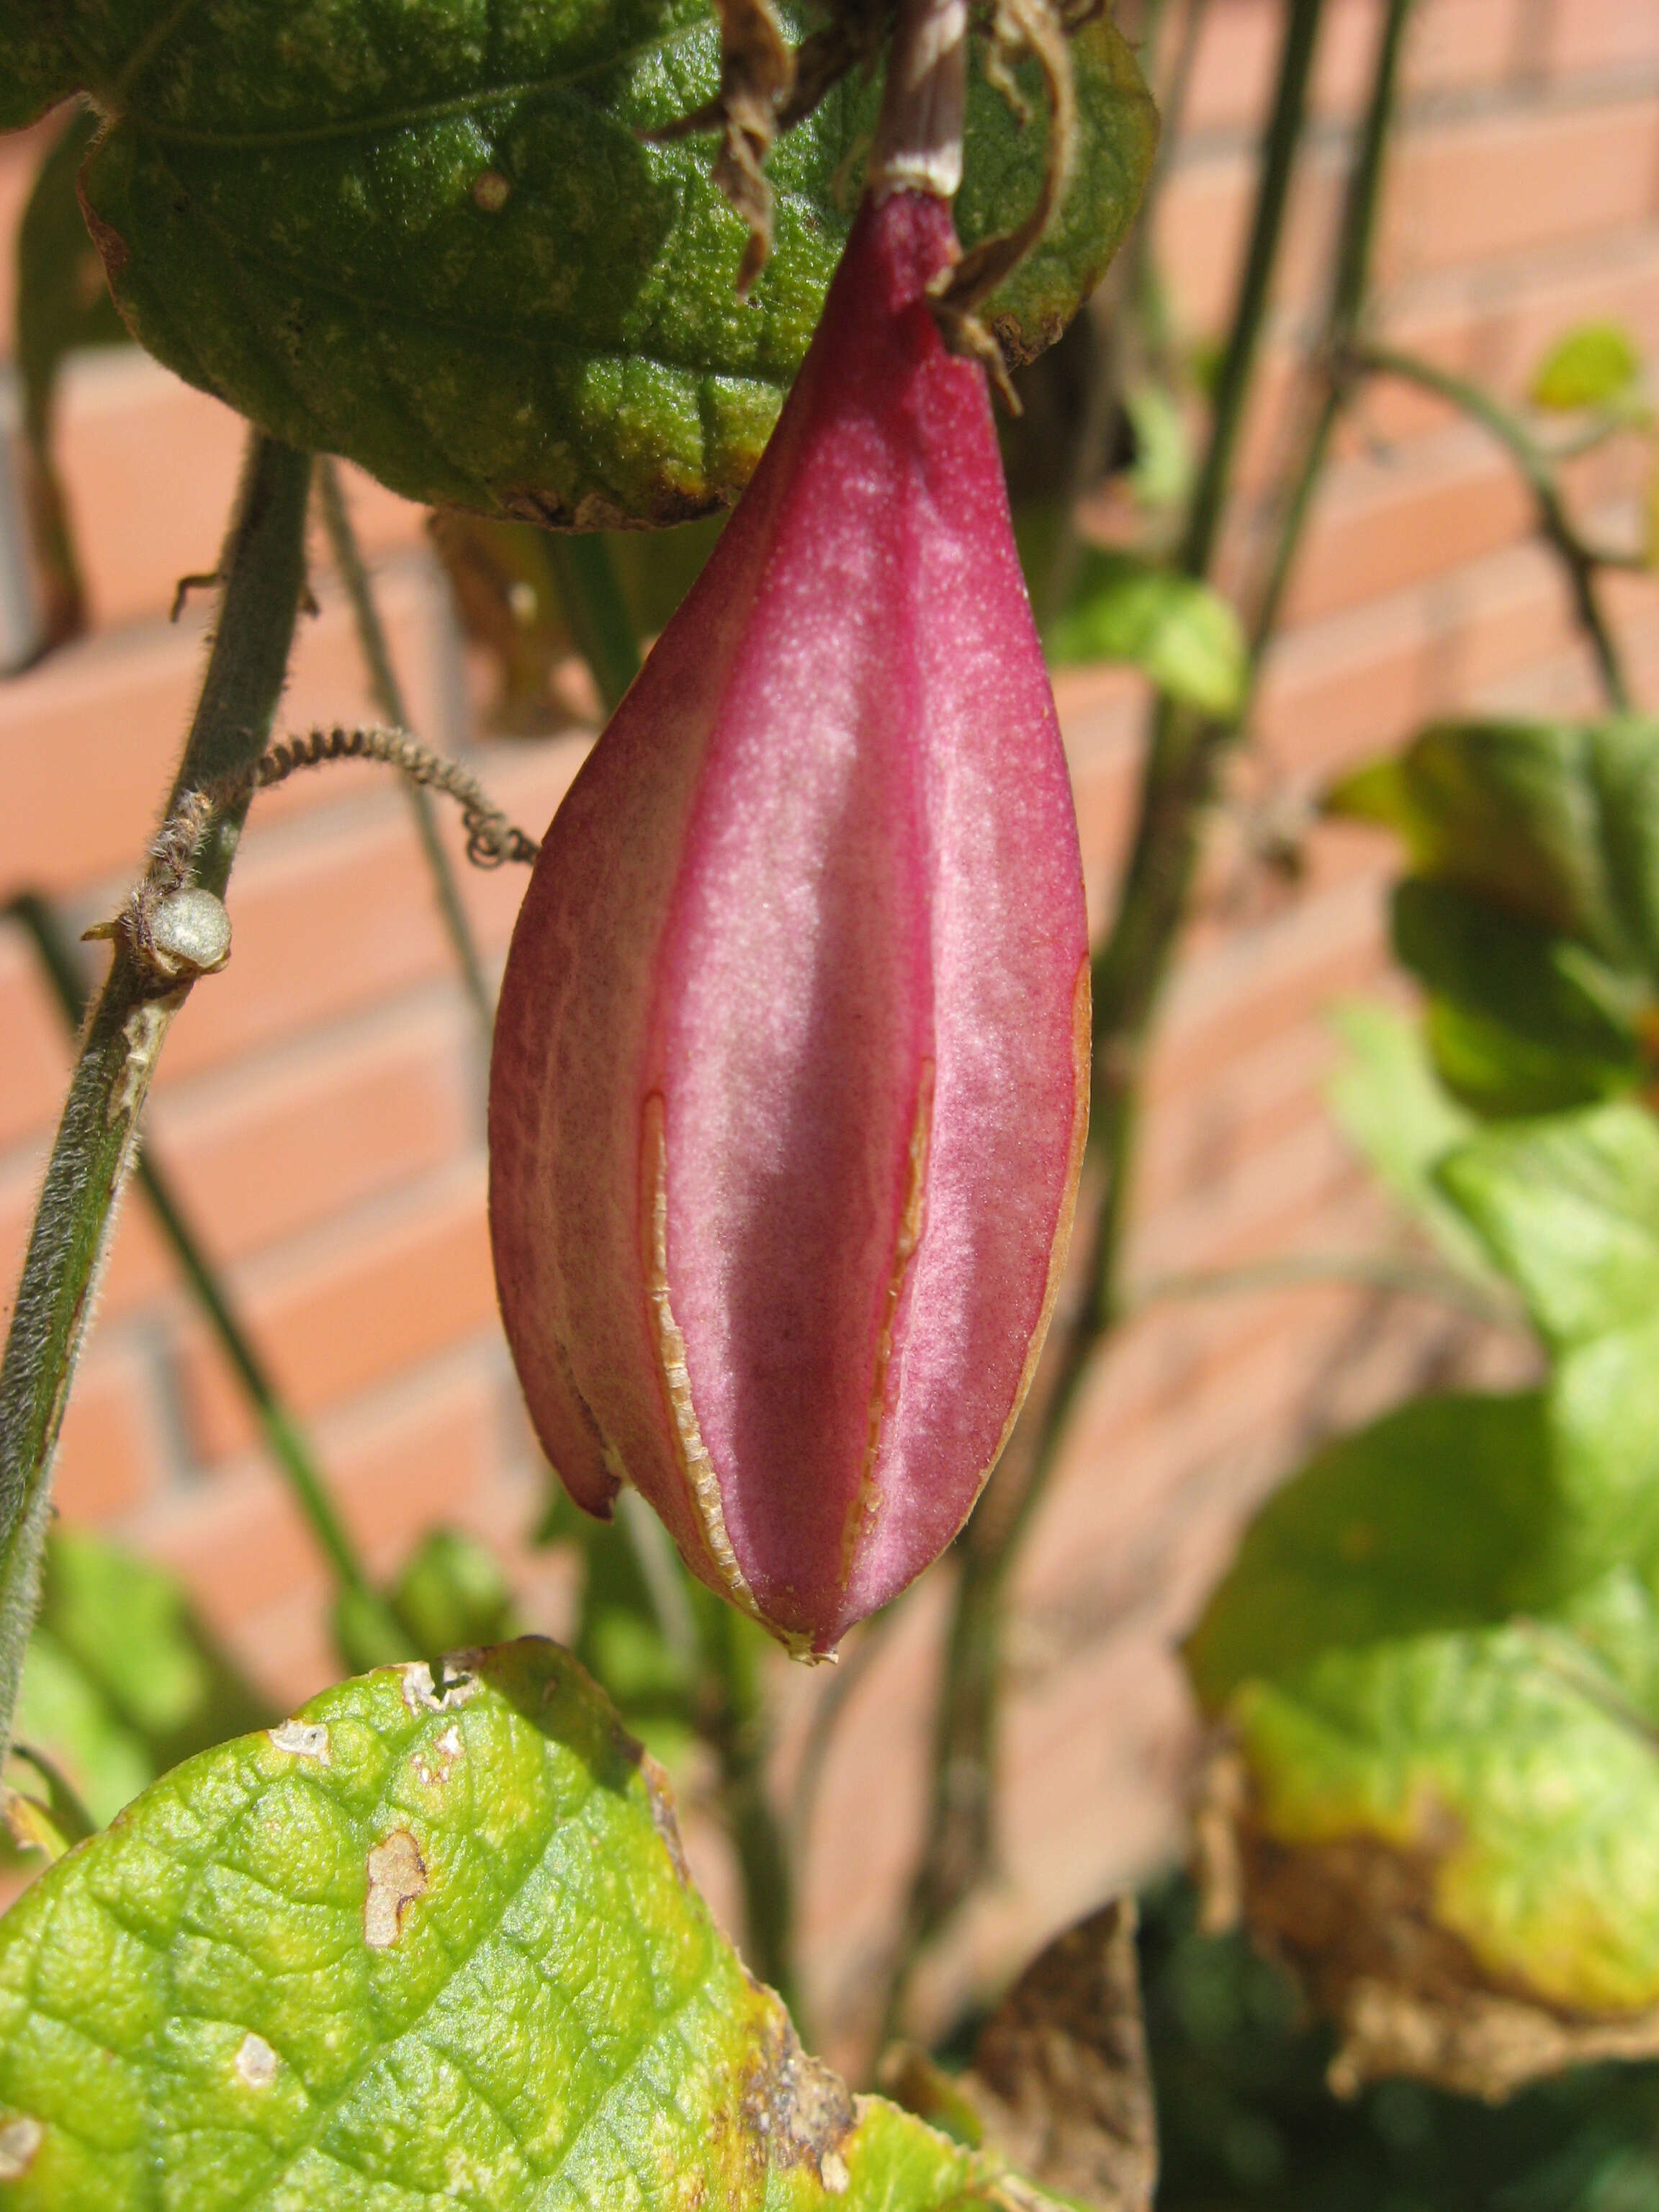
(1038, 0, 1210, 621)
(1177, 0, 1328, 578)
(1128, 1247, 1521, 1326)
(697, 1602, 799, 2019)
(1353, 342, 1635, 712)
(313, 460, 496, 1035)
(6, 894, 402, 1640)
(1125, 0, 1210, 385)
(613, 1491, 797, 2013)
(886, 0, 1356, 2037)
(543, 534, 642, 715)
(1245, 0, 1413, 662)
(788, 1599, 907, 1871)
(0, 432, 311, 1763)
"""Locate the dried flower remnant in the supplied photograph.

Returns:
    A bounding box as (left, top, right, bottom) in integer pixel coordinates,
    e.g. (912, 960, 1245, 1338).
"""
(490, 0, 1089, 1656)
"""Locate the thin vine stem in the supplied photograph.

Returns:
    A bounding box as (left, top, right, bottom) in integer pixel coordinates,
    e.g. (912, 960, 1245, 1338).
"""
(6, 894, 405, 1650)
(1352, 341, 1636, 712)
(542, 534, 642, 715)
(789, 1597, 909, 1871)
(1038, 0, 1212, 622)
(0, 432, 312, 1765)
(314, 459, 498, 1034)
(611, 1487, 799, 2010)
(697, 1604, 799, 2018)
(1127, 1246, 1522, 1328)
(1241, 0, 1413, 664)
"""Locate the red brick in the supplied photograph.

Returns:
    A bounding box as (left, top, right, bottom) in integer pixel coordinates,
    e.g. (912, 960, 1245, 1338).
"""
(1473, 596, 1659, 720)
(173, 1159, 496, 1464)
(1378, 228, 1659, 417)
(1221, 227, 1659, 502)
(1382, 95, 1659, 284)
(1281, 421, 1532, 623)
(0, 557, 457, 899)
(144, 993, 475, 1262)
(1152, 148, 1262, 337)
(0, 997, 479, 1346)
(1135, 1010, 1344, 1218)
(133, 1343, 512, 1689)
(0, 928, 73, 1151)
(1161, 85, 1659, 344)
(1156, 858, 1387, 1067)
(1544, 0, 1659, 76)
(46, 347, 429, 636)
(1174, 0, 1606, 141)
(1261, 537, 1579, 776)
(50, 1327, 169, 1523)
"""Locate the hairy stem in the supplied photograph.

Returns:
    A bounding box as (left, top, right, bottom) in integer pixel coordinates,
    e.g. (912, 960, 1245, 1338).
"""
(314, 459, 497, 1033)
(543, 535, 642, 715)
(1353, 342, 1635, 712)
(0, 432, 311, 1763)
(6, 894, 404, 1647)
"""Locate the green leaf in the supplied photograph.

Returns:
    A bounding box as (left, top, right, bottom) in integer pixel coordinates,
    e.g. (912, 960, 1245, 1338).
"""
(0, 10, 73, 128)
(1436, 1102, 1659, 1347)
(0, 1637, 1033, 2209)
(1123, 380, 1193, 514)
(8, 1526, 269, 1842)
(1187, 1393, 1561, 1707)
(1437, 1108, 1659, 1585)
(1186, 1099, 1659, 2069)
(17, 104, 130, 446)
(1232, 1620, 1659, 2017)
(1328, 716, 1659, 983)
(38, 0, 1154, 524)
(2, 1748, 96, 1866)
(390, 1528, 518, 1657)
(1043, 549, 1246, 714)
(332, 1527, 521, 1676)
(1391, 878, 1644, 1116)
(1325, 999, 1489, 1273)
(1531, 321, 1644, 413)
(14, 102, 134, 656)
(1187, 1387, 1659, 2028)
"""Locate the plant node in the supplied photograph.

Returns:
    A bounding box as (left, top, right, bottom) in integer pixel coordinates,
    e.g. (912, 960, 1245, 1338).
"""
(81, 787, 233, 987)
(657, 0, 1082, 338)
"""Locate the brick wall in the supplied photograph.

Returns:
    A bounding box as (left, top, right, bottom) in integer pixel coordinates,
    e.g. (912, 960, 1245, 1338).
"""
(1, 0, 1655, 2059)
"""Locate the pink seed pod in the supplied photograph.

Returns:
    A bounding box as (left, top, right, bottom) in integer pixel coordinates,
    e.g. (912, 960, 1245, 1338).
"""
(490, 22, 1089, 1656)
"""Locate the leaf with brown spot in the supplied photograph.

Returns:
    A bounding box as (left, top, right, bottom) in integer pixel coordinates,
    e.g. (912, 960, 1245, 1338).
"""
(883, 1903, 1156, 2211)
(362, 1826, 428, 1948)
(1187, 1107, 1659, 2098)
(0, 1637, 1067, 2208)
